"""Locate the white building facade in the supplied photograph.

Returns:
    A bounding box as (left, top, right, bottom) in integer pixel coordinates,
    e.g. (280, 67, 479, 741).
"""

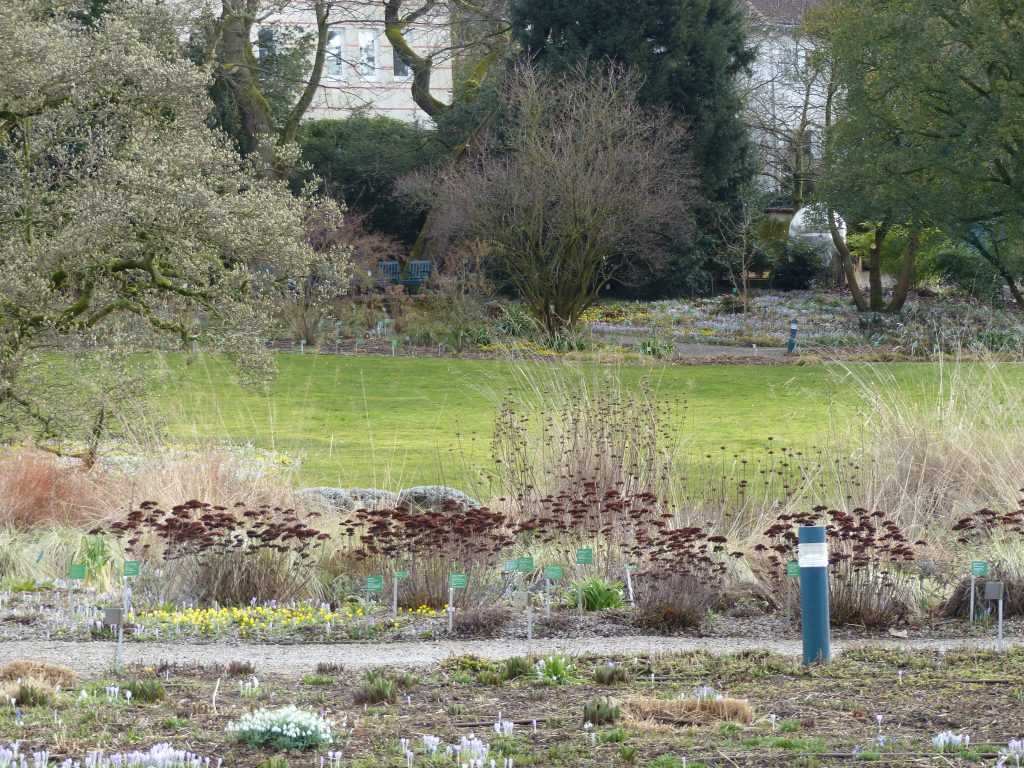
(743, 0, 828, 204)
(256, 1, 453, 124)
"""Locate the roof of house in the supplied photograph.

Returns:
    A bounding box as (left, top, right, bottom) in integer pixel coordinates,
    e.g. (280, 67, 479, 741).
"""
(746, 0, 824, 25)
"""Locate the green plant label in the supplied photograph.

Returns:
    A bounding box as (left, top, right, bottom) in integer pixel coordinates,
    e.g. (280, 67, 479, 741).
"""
(971, 561, 989, 577)
(366, 575, 384, 592)
(394, 570, 410, 581)
(123, 560, 140, 578)
(544, 565, 564, 581)
(786, 560, 800, 578)
(69, 564, 86, 581)
(576, 548, 594, 565)
(35, 550, 43, 564)
(515, 556, 534, 573)
(449, 573, 468, 589)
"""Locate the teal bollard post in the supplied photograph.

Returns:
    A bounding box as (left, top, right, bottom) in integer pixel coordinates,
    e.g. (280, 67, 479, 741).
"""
(798, 525, 831, 664)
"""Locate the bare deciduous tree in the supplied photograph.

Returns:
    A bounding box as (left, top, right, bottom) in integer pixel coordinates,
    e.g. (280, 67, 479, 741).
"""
(407, 66, 699, 335)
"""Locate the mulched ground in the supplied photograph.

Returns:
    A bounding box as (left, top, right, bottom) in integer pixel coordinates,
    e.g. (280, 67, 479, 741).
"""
(4, 648, 1023, 766)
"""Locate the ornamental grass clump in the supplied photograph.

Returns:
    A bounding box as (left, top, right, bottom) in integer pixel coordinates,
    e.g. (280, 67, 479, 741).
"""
(569, 578, 624, 611)
(593, 661, 629, 685)
(226, 705, 333, 750)
(121, 679, 165, 703)
(0, 661, 75, 688)
(353, 669, 396, 705)
(0, 678, 53, 707)
(583, 697, 621, 726)
(502, 656, 532, 680)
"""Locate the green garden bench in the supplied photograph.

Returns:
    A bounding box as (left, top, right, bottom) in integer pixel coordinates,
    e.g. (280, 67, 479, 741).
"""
(377, 260, 401, 287)
(376, 260, 431, 293)
(400, 260, 432, 292)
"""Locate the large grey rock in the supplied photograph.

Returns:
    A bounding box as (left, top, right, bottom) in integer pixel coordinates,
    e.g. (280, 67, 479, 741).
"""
(297, 487, 399, 512)
(397, 485, 479, 510)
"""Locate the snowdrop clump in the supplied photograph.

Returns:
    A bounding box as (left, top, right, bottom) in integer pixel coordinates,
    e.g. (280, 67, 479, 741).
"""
(226, 705, 333, 749)
(932, 731, 969, 752)
(0, 743, 217, 768)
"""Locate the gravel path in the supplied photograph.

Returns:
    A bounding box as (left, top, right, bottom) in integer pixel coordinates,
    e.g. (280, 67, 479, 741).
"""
(2, 636, 1019, 677)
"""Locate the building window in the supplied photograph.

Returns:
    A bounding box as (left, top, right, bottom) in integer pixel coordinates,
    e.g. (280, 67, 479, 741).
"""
(357, 30, 377, 80)
(326, 29, 345, 79)
(393, 30, 412, 78)
(256, 27, 276, 62)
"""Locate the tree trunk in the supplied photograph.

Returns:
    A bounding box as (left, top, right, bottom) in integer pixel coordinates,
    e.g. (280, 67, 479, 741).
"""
(884, 228, 918, 312)
(828, 207, 867, 311)
(967, 231, 1024, 308)
(868, 223, 890, 312)
(384, 0, 449, 118)
(279, 0, 331, 147)
(219, 0, 274, 160)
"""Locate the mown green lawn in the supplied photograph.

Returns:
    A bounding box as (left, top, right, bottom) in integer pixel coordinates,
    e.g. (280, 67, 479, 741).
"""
(145, 353, 1019, 491)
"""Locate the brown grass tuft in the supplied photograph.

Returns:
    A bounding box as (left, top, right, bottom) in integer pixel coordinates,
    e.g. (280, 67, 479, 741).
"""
(623, 695, 753, 727)
(0, 660, 77, 687)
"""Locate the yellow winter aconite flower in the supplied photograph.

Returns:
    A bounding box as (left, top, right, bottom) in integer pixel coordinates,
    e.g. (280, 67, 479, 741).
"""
(136, 603, 361, 637)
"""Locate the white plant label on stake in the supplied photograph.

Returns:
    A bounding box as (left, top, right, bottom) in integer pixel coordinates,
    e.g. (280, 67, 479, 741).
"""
(798, 542, 829, 568)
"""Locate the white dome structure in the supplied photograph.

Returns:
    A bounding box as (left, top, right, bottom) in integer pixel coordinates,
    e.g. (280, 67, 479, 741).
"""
(788, 205, 846, 258)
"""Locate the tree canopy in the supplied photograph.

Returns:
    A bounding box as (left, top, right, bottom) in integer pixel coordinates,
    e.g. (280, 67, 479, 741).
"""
(0, 0, 341, 442)
(818, 0, 1024, 308)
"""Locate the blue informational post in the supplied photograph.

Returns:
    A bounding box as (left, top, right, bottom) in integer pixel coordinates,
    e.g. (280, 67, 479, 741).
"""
(798, 525, 831, 664)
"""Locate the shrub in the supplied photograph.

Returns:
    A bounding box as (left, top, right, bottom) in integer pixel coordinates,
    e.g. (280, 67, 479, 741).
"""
(502, 656, 532, 680)
(583, 697, 621, 726)
(772, 242, 825, 290)
(634, 573, 716, 632)
(121, 679, 165, 703)
(931, 246, 1003, 302)
(353, 669, 396, 705)
(315, 662, 344, 676)
(297, 115, 443, 245)
(227, 660, 256, 677)
(599, 726, 629, 743)
(759, 506, 924, 627)
(593, 662, 630, 685)
(226, 705, 333, 750)
(453, 605, 511, 638)
(94, 500, 329, 605)
(570, 578, 624, 611)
